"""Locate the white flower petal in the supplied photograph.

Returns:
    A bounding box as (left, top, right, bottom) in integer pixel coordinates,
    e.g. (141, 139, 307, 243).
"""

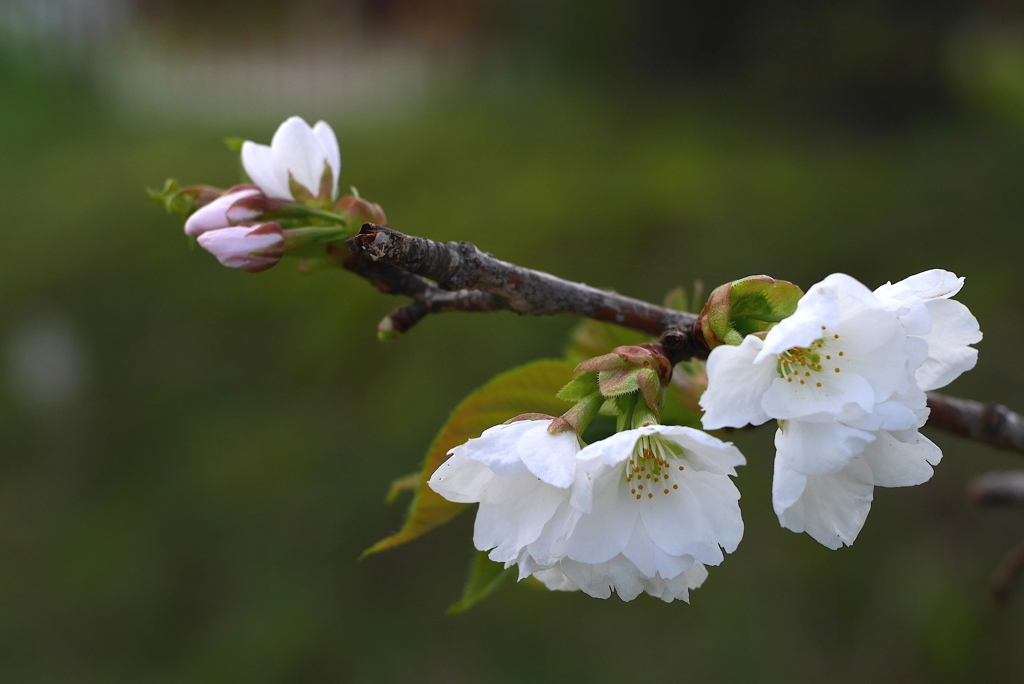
(762, 367, 876, 420)
(475, 480, 565, 563)
(653, 548, 697, 580)
(525, 498, 580, 568)
(427, 453, 493, 503)
(241, 141, 292, 200)
(862, 428, 941, 488)
(700, 334, 776, 429)
(639, 469, 741, 564)
(531, 567, 578, 592)
(270, 116, 326, 197)
(916, 298, 981, 391)
(620, 516, 658, 578)
(758, 278, 842, 359)
(565, 472, 637, 564)
(457, 421, 536, 479)
(774, 456, 874, 549)
(888, 269, 965, 299)
(312, 120, 341, 198)
(558, 555, 646, 601)
(514, 422, 579, 488)
(774, 419, 875, 476)
(184, 188, 262, 236)
(642, 562, 708, 603)
(664, 426, 747, 476)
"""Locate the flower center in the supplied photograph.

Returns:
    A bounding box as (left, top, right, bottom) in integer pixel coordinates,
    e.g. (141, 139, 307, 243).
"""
(776, 327, 845, 387)
(625, 436, 684, 501)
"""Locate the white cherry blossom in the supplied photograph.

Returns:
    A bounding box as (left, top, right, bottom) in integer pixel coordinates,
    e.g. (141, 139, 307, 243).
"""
(427, 419, 581, 570)
(241, 116, 341, 201)
(537, 425, 744, 602)
(699, 271, 980, 549)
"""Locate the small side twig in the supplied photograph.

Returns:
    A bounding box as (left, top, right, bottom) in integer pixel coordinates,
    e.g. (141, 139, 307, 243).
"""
(331, 244, 511, 336)
(346, 224, 702, 346)
(926, 394, 1024, 457)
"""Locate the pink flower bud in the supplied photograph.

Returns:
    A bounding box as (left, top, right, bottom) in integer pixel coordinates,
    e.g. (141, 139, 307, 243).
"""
(196, 223, 285, 272)
(184, 185, 268, 236)
(334, 194, 387, 228)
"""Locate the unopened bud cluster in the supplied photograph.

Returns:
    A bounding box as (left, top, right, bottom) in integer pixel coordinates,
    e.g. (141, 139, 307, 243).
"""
(152, 116, 388, 273)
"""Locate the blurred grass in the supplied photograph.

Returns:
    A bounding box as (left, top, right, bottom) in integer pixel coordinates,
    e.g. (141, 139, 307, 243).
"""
(1, 52, 1023, 683)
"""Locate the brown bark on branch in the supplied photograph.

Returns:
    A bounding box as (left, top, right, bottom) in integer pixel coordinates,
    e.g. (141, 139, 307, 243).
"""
(346, 224, 701, 349)
(331, 244, 511, 335)
(926, 394, 1024, 456)
(968, 472, 1024, 508)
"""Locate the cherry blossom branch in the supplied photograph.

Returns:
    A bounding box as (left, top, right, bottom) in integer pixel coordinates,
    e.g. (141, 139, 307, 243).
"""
(338, 224, 1024, 453)
(345, 224, 701, 347)
(926, 394, 1024, 456)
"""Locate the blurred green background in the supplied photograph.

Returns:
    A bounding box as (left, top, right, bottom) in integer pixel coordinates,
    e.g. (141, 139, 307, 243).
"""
(2, 1, 1024, 681)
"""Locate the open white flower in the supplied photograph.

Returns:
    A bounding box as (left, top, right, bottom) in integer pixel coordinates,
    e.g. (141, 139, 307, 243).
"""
(241, 116, 341, 201)
(427, 419, 581, 570)
(533, 425, 744, 602)
(699, 271, 980, 549)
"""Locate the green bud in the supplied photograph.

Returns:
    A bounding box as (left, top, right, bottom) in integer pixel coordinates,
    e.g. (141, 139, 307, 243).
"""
(377, 316, 399, 342)
(147, 178, 222, 217)
(696, 275, 803, 349)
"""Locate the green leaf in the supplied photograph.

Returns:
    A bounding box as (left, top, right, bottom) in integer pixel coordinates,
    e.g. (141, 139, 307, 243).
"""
(564, 320, 649, 364)
(447, 550, 514, 614)
(362, 359, 577, 557)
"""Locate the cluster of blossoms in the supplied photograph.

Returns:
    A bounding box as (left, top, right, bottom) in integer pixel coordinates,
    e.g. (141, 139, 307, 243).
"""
(159, 115, 983, 604)
(699, 271, 981, 548)
(428, 271, 980, 601)
(429, 347, 745, 603)
(169, 116, 385, 272)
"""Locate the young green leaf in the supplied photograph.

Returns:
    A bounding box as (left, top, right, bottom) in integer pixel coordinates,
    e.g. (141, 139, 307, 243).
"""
(362, 359, 577, 557)
(447, 550, 515, 614)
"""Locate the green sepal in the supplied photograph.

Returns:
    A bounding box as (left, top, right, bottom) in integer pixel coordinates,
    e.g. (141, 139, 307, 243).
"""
(636, 367, 662, 412)
(557, 372, 600, 402)
(448, 550, 514, 615)
(224, 137, 245, 152)
(148, 178, 206, 217)
(614, 394, 640, 433)
(548, 392, 603, 436)
(597, 368, 640, 396)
